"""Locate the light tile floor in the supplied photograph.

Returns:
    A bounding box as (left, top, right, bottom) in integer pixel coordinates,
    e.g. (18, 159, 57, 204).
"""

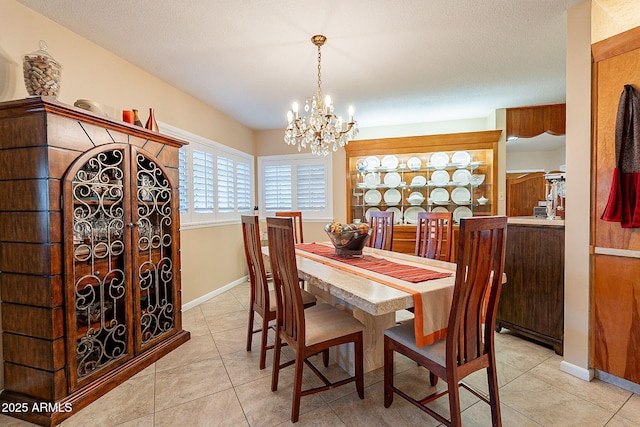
(3, 281, 639, 426)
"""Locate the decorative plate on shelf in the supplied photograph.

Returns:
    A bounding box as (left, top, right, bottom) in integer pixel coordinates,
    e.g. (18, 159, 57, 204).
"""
(365, 207, 380, 222)
(469, 174, 485, 186)
(383, 172, 402, 188)
(355, 158, 368, 173)
(407, 156, 422, 170)
(404, 206, 426, 224)
(453, 206, 473, 223)
(451, 187, 471, 204)
(364, 189, 382, 205)
(429, 152, 449, 169)
(431, 170, 450, 186)
(430, 188, 449, 204)
(364, 172, 380, 188)
(383, 188, 401, 205)
(381, 155, 399, 170)
(452, 169, 471, 186)
(451, 151, 471, 167)
(431, 206, 449, 213)
(410, 175, 427, 187)
(386, 207, 403, 224)
(365, 156, 380, 171)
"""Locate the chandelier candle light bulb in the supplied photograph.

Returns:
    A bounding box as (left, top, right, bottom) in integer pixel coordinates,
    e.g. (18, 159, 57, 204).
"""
(284, 34, 359, 156)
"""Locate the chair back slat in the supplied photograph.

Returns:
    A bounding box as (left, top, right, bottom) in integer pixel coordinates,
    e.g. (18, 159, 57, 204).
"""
(241, 215, 270, 313)
(267, 216, 305, 349)
(275, 211, 304, 244)
(415, 211, 453, 261)
(368, 211, 394, 251)
(447, 216, 507, 367)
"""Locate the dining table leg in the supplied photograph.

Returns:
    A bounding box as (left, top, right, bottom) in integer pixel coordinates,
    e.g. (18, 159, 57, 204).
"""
(305, 282, 396, 374)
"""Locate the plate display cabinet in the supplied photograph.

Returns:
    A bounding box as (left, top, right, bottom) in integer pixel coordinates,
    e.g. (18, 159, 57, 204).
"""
(0, 97, 190, 426)
(345, 130, 500, 254)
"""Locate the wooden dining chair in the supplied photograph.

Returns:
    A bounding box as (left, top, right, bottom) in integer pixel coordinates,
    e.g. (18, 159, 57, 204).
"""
(415, 211, 453, 261)
(368, 210, 394, 251)
(383, 216, 508, 427)
(241, 215, 317, 370)
(275, 211, 304, 244)
(267, 216, 365, 423)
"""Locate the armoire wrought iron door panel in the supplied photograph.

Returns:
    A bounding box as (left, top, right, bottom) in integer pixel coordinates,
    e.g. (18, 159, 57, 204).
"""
(65, 145, 134, 390)
(132, 148, 178, 352)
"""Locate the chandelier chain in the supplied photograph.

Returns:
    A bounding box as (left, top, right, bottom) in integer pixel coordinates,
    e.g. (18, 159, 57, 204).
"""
(316, 44, 322, 99)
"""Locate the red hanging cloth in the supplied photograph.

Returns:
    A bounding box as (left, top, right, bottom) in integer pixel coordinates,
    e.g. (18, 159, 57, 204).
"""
(601, 84, 640, 227)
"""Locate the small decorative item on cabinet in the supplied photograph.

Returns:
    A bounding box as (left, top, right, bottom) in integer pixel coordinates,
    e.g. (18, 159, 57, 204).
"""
(133, 109, 144, 127)
(23, 40, 62, 97)
(478, 196, 488, 205)
(122, 110, 134, 124)
(145, 108, 159, 131)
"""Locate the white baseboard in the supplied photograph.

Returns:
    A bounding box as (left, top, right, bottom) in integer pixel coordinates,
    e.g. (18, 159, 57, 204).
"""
(560, 360, 594, 381)
(182, 276, 248, 311)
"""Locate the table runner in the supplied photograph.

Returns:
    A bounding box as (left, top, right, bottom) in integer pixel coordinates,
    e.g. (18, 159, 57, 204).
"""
(295, 243, 454, 347)
(295, 243, 451, 283)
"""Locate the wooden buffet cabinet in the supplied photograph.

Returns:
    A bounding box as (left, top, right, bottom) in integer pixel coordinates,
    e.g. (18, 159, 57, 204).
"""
(0, 97, 190, 426)
(496, 218, 565, 355)
(345, 131, 500, 254)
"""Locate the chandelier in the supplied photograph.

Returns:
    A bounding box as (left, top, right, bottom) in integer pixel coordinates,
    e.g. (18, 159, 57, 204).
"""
(284, 35, 358, 156)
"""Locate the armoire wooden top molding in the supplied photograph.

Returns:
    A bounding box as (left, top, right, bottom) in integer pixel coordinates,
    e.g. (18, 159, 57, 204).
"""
(0, 96, 188, 149)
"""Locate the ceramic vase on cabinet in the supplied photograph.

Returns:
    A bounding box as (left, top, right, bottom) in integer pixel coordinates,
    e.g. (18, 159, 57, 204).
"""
(145, 108, 158, 132)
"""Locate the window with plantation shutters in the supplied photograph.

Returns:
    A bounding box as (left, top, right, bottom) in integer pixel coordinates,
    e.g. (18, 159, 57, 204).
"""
(158, 121, 254, 227)
(259, 154, 332, 220)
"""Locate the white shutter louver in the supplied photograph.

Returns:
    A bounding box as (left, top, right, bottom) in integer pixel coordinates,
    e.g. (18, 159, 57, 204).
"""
(217, 156, 234, 212)
(297, 164, 326, 211)
(178, 147, 189, 214)
(236, 161, 252, 211)
(192, 149, 214, 213)
(264, 165, 292, 211)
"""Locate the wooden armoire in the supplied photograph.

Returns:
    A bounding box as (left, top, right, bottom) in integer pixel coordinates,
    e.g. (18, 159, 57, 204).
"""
(0, 97, 190, 425)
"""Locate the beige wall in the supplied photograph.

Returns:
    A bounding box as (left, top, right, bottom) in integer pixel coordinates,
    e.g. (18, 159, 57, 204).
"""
(506, 147, 566, 173)
(0, 0, 254, 307)
(562, 0, 592, 379)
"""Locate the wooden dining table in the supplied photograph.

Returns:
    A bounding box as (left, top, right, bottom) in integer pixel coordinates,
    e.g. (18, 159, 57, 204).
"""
(261, 243, 461, 373)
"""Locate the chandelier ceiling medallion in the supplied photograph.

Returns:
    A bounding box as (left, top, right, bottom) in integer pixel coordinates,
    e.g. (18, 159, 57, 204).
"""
(284, 35, 358, 156)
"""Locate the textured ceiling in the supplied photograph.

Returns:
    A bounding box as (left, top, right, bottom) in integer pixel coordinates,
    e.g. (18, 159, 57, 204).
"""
(17, 0, 582, 134)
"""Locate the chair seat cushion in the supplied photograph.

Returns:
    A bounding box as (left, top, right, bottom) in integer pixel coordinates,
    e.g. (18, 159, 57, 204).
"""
(384, 320, 446, 367)
(268, 288, 317, 312)
(305, 303, 365, 347)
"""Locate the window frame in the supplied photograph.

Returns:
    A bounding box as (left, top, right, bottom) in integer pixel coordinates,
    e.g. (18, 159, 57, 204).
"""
(159, 121, 255, 228)
(258, 153, 333, 221)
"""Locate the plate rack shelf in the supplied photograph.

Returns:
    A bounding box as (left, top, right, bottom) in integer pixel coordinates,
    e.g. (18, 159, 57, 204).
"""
(345, 131, 500, 254)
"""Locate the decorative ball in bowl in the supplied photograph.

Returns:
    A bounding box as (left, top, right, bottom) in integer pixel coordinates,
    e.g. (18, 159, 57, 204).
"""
(324, 222, 371, 257)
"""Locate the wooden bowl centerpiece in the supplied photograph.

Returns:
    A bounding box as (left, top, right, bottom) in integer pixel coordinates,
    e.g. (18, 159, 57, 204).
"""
(324, 222, 371, 257)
